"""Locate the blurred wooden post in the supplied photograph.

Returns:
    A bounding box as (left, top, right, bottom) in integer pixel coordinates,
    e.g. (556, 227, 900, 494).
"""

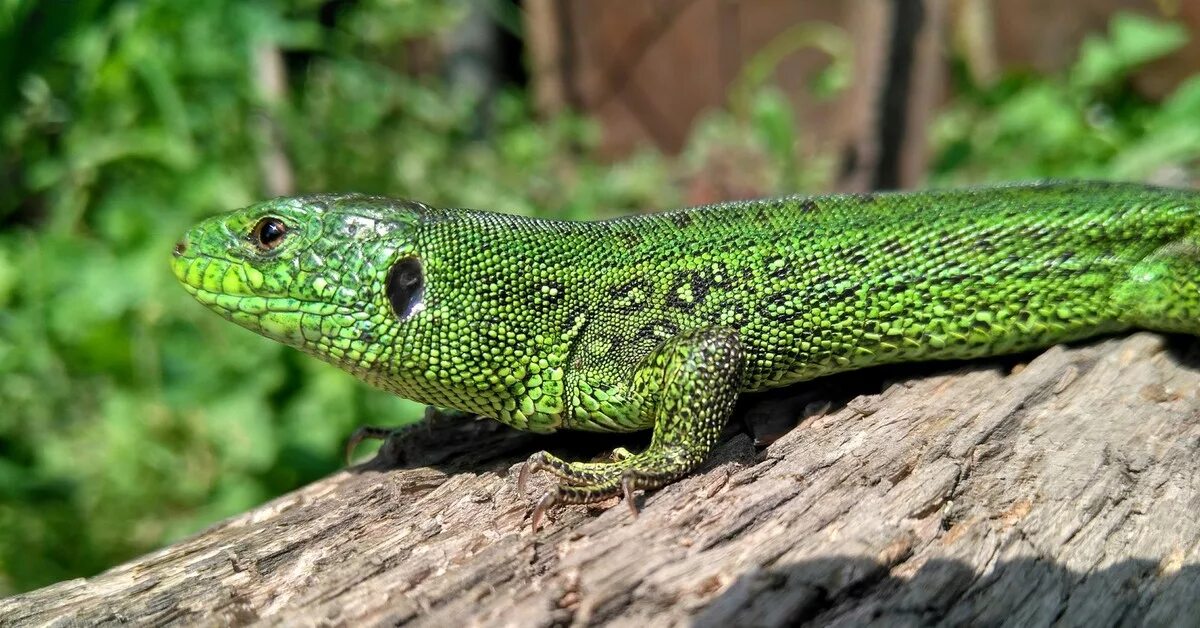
(522, 0, 946, 192)
(252, 45, 294, 197)
(835, 0, 947, 192)
(525, 0, 573, 115)
(523, 0, 1197, 194)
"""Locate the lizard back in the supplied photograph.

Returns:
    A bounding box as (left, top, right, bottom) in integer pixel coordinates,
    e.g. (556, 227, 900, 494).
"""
(415, 181, 1200, 400)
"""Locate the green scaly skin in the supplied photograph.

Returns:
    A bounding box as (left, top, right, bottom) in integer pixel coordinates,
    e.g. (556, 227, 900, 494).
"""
(172, 181, 1200, 529)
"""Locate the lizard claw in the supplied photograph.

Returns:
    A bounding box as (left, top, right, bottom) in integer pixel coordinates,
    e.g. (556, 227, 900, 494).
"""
(620, 472, 641, 519)
(517, 452, 549, 496)
(517, 463, 530, 496)
(344, 426, 395, 465)
(531, 490, 559, 532)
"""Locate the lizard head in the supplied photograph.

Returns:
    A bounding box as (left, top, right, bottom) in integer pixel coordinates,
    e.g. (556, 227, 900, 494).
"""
(171, 194, 428, 376)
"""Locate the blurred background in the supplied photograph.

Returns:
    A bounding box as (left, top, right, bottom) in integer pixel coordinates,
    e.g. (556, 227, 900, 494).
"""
(1, 0, 1199, 594)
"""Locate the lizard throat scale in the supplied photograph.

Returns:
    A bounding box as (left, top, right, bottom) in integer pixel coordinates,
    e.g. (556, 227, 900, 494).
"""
(172, 181, 1200, 528)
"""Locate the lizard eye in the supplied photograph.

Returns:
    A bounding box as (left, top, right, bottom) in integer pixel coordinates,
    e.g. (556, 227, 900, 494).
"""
(386, 257, 425, 320)
(251, 217, 288, 250)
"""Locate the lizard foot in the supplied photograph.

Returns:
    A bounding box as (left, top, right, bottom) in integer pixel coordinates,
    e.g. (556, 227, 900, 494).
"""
(344, 407, 473, 465)
(344, 425, 402, 465)
(517, 448, 694, 530)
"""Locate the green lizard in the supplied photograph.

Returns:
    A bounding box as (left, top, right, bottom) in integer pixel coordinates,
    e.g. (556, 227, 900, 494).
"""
(171, 181, 1200, 529)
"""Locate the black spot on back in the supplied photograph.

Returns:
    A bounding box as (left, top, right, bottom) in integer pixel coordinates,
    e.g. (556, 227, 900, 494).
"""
(765, 292, 806, 323)
(716, 299, 751, 328)
(879, 238, 911, 256)
(606, 277, 651, 314)
(618, 231, 643, 247)
(479, 272, 503, 294)
(765, 255, 791, 279)
(665, 271, 711, 313)
(634, 319, 680, 344)
(539, 279, 565, 306)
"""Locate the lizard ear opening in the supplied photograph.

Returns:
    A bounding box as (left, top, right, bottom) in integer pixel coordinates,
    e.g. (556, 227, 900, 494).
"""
(386, 256, 425, 320)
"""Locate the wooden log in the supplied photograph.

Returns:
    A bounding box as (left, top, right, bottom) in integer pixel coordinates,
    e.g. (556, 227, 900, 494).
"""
(3, 332, 1200, 626)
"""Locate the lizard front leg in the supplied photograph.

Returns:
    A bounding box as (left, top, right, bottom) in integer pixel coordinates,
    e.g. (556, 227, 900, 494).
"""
(345, 406, 473, 464)
(519, 327, 744, 530)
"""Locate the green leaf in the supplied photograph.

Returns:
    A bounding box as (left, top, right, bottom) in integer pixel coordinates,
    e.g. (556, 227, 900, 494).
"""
(1073, 12, 1189, 88)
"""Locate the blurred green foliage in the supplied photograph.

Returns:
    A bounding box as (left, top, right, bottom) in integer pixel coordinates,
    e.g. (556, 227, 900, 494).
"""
(0, 0, 682, 594)
(933, 12, 1200, 183)
(0, 1, 1196, 595)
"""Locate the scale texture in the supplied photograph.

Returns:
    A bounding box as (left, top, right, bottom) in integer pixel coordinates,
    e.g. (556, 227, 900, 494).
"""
(171, 180, 1200, 518)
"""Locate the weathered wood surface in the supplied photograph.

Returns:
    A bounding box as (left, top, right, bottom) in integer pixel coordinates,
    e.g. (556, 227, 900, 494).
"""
(4, 333, 1200, 626)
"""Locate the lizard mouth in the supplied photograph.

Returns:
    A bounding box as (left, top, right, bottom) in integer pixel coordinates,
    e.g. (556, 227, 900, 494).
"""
(172, 253, 352, 348)
(171, 251, 259, 298)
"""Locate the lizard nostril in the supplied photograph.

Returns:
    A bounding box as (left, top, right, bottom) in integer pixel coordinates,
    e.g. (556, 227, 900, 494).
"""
(173, 238, 188, 257)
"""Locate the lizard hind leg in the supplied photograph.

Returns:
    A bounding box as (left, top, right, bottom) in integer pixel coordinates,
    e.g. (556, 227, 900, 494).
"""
(519, 327, 745, 530)
(1116, 238, 1200, 335)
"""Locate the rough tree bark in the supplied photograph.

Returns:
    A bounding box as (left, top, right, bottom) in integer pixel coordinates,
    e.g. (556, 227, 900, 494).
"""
(3, 333, 1200, 626)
